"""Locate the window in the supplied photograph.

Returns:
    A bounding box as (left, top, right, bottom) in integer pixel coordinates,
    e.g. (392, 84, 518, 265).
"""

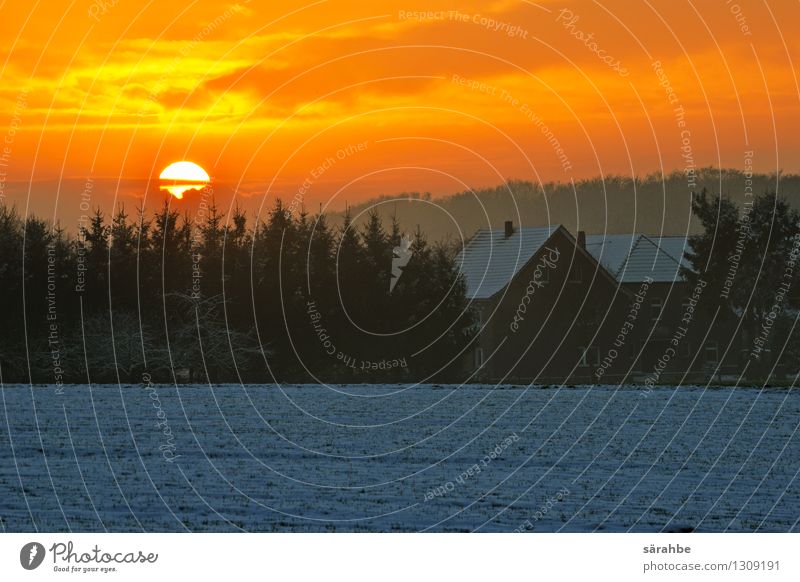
(473, 308, 483, 330)
(473, 348, 485, 370)
(704, 341, 719, 364)
(578, 346, 599, 367)
(585, 306, 601, 325)
(650, 298, 663, 322)
(739, 347, 750, 363)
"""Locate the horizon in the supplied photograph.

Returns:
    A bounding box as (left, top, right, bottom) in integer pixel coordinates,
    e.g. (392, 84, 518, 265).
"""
(0, 166, 794, 243)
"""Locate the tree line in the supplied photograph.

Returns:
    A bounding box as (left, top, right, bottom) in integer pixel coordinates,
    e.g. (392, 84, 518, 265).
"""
(3, 185, 799, 386)
(0, 198, 473, 385)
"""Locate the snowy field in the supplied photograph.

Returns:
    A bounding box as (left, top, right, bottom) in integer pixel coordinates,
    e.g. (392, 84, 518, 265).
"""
(0, 384, 798, 532)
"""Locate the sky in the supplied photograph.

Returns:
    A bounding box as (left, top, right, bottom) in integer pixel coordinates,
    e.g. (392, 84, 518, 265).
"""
(0, 0, 798, 225)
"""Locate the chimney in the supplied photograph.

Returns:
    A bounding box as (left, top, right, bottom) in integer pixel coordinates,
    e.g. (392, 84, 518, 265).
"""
(504, 220, 514, 238)
(577, 230, 586, 249)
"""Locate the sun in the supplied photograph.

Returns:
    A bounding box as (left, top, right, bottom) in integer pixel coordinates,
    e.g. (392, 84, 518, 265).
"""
(160, 161, 210, 182)
(159, 161, 210, 199)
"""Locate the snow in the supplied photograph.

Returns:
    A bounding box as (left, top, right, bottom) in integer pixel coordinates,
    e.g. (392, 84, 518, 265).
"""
(584, 234, 687, 283)
(0, 384, 797, 532)
(456, 226, 557, 299)
(652, 235, 693, 269)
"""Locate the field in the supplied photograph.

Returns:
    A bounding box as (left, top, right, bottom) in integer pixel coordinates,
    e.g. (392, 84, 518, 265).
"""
(1, 384, 798, 532)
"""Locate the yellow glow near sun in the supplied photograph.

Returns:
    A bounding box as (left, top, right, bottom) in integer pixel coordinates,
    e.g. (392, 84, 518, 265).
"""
(159, 161, 210, 199)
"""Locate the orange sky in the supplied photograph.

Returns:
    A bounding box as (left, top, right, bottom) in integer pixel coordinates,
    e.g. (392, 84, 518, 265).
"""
(1, 0, 798, 221)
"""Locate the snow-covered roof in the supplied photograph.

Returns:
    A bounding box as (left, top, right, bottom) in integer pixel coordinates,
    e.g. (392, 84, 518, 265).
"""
(651, 235, 693, 269)
(585, 234, 688, 283)
(456, 226, 558, 299)
(457, 227, 691, 300)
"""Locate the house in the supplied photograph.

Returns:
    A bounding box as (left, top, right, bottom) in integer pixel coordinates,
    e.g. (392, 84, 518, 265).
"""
(457, 222, 725, 384)
(458, 222, 627, 383)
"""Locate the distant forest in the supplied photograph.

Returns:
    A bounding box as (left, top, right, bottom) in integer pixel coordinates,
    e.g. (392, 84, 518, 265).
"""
(0, 200, 472, 385)
(339, 168, 799, 242)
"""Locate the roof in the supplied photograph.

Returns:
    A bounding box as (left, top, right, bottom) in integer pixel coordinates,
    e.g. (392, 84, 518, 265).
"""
(456, 225, 558, 299)
(584, 234, 689, 283)
(456, 226, 692, 299)
(651, 235, 693, 269)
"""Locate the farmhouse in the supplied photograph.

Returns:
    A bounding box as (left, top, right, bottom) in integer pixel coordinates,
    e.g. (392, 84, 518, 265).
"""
(457, 222, 724, 383)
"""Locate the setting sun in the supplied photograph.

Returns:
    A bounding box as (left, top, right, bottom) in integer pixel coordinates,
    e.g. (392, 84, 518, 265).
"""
(159, 161, 210, 199)
(159, 161, 210, 182)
